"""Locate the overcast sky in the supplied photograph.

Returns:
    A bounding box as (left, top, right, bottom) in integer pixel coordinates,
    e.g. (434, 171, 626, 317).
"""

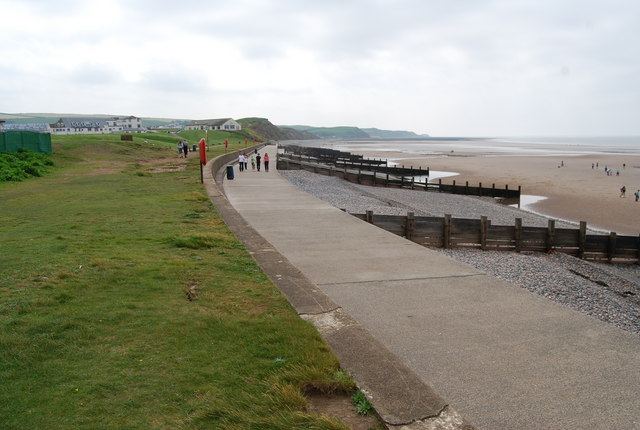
(1, 0, 638, 136)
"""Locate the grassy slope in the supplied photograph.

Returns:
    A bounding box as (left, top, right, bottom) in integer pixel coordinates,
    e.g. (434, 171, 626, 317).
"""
(0, 134, 353, 429)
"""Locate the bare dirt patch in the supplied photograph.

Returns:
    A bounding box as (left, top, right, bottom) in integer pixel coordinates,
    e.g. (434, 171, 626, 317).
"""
(306, 392, 381, 429)
(143, 157, 188, 173)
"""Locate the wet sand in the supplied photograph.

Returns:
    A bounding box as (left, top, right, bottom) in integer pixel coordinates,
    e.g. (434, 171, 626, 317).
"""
(347, 149, 640, 236)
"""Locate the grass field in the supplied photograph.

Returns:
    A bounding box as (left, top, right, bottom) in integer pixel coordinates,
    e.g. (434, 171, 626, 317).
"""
(0, 134, 357, 429)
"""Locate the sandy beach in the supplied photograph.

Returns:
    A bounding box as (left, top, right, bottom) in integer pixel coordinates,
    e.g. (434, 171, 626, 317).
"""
(325, 140, 640, 236)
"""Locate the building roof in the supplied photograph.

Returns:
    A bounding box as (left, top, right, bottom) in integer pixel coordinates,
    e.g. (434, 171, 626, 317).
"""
(186, 118, 234, 127)
(50, 118, 109, 129)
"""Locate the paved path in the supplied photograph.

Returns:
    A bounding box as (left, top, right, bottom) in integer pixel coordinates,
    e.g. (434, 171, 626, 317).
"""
(222, 150, 640, 429)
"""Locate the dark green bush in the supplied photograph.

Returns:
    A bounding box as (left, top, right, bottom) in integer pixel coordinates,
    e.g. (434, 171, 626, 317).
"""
(0, 149, 54, 182)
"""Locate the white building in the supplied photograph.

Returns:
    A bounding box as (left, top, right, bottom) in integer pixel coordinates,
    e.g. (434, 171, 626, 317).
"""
(184, 118, 241, 131)
(49, 116, 144, 135)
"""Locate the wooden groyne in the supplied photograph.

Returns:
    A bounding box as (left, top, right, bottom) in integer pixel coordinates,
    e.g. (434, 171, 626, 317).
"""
(351, 211, 639, 264)
(277, 154, 520, 204)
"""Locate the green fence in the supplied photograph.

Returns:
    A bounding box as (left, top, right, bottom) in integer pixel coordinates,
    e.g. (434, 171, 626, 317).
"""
(0, 131, 52, 153)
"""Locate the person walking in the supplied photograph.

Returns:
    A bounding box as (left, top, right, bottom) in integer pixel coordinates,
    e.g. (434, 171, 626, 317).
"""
(238, 153, 244, 172)
(620, 185, 626, 198)
(243, 154, 248, 171)
(635, 190, 639, 202)
(256, 153, 262, 172)
(178, 140, 184, 158)
(250, 155, 255, 170)
(182, 140, 189, 158)
(264, 153, 270, 172)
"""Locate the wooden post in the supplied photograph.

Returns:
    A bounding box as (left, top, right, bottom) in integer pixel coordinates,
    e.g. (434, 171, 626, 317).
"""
(443, 214, 452, 249)
(479, 182, 482, 197)
(406, 212, 415, 240)
(465, 181, 469, 195)
(358, 167, 361, 184)
(578, 221, 587, 259)
(373, 169, 376, 185)
(386, 172, 389, 187)
(608, 232, 617, 263)
(411, 177, 415, 190)
(366, 210, 373, 224)
(492, 183, 496, 197)
(546, 219, 556, 252)
(438, 178, 442, 192)
(480, 216, 488, 250)
(515, 218, 522, 252)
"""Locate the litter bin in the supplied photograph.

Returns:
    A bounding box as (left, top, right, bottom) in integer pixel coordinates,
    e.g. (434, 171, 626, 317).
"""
(226, 164, 234, 180)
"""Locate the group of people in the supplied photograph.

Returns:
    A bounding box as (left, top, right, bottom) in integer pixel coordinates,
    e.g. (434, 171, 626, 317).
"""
(238, 151, 269, 172)
(620, 186, 640, 201)
(590, 162, 635, 200)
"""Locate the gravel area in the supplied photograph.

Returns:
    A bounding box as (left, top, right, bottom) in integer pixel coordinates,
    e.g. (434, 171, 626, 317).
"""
(281, 170, 640, 334)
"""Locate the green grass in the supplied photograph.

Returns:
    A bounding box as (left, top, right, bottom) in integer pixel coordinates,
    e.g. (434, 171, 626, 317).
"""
(0, 135, 355, 429)
(177, 130, 255, 147)
(0, 148, 54, 181)
(351, 391, 373, 415)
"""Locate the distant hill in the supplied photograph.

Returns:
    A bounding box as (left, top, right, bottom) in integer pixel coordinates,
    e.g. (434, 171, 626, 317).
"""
(283, 125, 427, 139)
(1, 113, 427, 141)
(284, 125, 369, 139)
(237, 118, 318, 141)
(361, 128, 428, 139)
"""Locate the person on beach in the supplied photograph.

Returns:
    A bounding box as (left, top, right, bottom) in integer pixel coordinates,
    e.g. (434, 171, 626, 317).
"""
(620, 185, 626, 197)
(256, 153, 262, 172)
(635, 190, 639, 202)
(264, 153, 270, 172)
(238, 153, 244, 172)
(250, 155, 255, 170)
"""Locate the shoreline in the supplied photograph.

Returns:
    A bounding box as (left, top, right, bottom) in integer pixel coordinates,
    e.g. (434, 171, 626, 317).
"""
(339, 148, 640, 236)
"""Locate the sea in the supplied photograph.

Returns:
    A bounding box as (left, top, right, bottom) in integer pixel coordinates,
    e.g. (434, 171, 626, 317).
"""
(322, 136, 640, 157)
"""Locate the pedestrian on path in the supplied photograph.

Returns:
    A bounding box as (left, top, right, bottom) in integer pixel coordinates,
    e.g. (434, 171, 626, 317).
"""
(182, 140, 189, 158)
(620, 185, 626, 197)
(264, 153, 270, 172)
(238, 153, 245, 172)
(250, 155, 255, 170)
(177, 140, 184, 158)
(256, 153, 262, 172)
(243, 154, 248, 171)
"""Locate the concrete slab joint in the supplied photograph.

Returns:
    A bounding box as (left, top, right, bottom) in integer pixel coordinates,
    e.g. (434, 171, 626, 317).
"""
(387, 406, 474, 430)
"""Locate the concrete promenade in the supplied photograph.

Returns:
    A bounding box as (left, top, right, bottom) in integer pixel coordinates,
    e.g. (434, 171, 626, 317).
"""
(218, 148, 640, 429)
